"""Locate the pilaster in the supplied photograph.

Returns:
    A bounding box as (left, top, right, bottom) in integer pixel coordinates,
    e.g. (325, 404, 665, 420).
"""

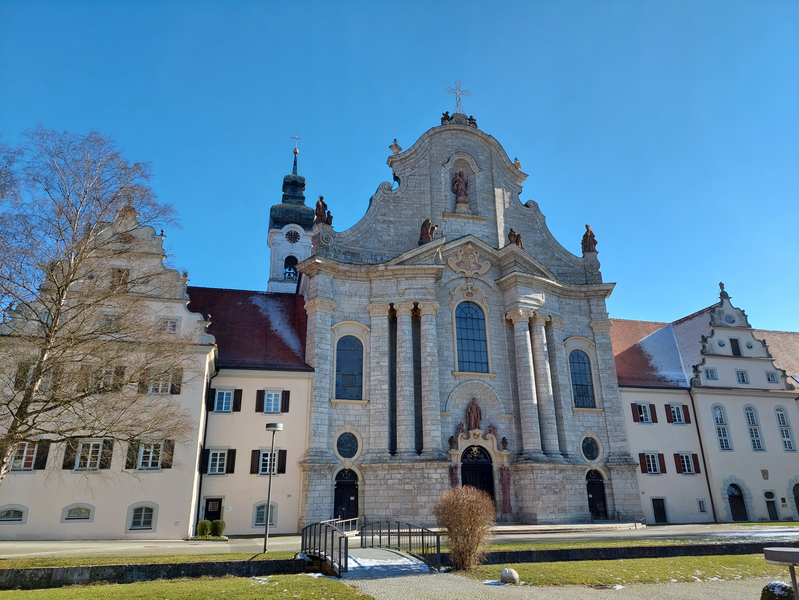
(366, 303, 391, 458)
(394, 302, 416, 457)
(545, 316, 572, 457)
(418, 301, 445, 459)
(531, 312, 560, 458)
(505, 308, 543, 460)
(304, 297, 336, 457)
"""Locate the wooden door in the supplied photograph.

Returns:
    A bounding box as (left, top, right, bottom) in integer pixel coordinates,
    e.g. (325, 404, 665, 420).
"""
(334, 482, 358, 520)
(728, 485, 748, 521)
(767, 501, 779, 521)
(587, 480, 607, 520)
(652, 498, 668, 523)
(204, 498, 222, 522)
(460, 446, 495, 500)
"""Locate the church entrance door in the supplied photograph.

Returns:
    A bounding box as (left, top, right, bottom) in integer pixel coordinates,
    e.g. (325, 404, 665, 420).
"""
(333, 469, 359, 521)
(727, 485, 748, 522)
(586, 470, 607, 520)
(461, 446, 495, 500)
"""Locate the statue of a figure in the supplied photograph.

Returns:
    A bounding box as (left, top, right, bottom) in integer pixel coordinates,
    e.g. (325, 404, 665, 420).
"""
(325, 210, 333, 226)
(441, 111, 451, 124)
(419, 218, 438, 244)
(452, 171, 469, 205)
(315, 196, 328, 225)
(581, 224, 597, 253)
(486, 423, 498, 438)
(508, 229, 524, 249)
(466, 397, 482, 431)
(456, 421, 466, 436)
(449, 464, 459, 488)
(500, 436, 508, 450)
(448, 435, 457, 450)
(468, 115, 477, 127)
(500, 466, 512, 513)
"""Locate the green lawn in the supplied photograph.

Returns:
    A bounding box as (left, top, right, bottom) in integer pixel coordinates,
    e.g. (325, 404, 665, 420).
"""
(461, 554, 787, 586)
(0, 574, 372, 599)
(0, 552, 297, 571)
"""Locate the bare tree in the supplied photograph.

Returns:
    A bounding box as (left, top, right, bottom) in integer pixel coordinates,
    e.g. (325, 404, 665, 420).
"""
(0, 126, 202, 484)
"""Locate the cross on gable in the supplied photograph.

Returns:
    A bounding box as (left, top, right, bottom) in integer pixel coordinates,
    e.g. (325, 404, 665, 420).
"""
(445, 79, 472, 114)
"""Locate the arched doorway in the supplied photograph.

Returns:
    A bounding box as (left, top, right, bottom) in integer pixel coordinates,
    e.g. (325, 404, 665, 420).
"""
(727, 484, 748, 521)
(333, 469, 358, 520)
(794, 484, 799, 517)
(586, 470, 607, 520)
(460, 446, 494, 499)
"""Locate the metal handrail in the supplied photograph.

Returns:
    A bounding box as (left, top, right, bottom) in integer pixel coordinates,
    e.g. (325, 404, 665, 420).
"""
(320, 516, 360, 534)
(301, 521, 349, 577)
(359, 520, 441, 571)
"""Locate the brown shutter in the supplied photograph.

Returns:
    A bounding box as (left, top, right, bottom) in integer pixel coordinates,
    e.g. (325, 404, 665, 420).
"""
(14, 362, 31, 391)
(225, 449, 236, 474)
(277, 449, 287, 474)
(281, 390, 290, 413)
(50, 364, 64, 394)
(250, 449, 260, 474)
(33, 441, 50, 470)
(232, 389, 242, 412)
(657, 453, 667, 474)
(673, 453, 683, 473)
(138, 370, 150, 394)
(632, 404, 640, 422)
(255, 390, 265, 413)
(77, 364, 92, 393)
(99, 439, 114, 469)
(200, 448, 209, 473)
(651, 405, 658, 423)
(62, 440, 77, 469)
(125, 441, 139, 469)
(638, 453, 647, 473)
(665, 404, 673, 423)
(692, 453, 701, 474)
(684, 406, 692, 424)
(206, 388, 216, 411)
(170, 368, 183, 395)
(161, 440, 174, 469)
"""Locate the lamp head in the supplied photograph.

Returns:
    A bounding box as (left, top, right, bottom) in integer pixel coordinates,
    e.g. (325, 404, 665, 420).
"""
(265, 423, 284, 432)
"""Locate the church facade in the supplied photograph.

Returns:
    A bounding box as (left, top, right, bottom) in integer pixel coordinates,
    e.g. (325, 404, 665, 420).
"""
(268, 112, 644, 525)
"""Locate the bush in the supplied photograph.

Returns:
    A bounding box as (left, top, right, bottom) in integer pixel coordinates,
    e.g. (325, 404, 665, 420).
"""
(210, 519, 226, 537)
(433, 485, 495, 570)
(196, 520, 211, 536)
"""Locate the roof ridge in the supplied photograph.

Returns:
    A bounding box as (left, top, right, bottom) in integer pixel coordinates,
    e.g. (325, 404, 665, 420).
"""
(670, 304, 716, 326)
(610, 318, 669, 325)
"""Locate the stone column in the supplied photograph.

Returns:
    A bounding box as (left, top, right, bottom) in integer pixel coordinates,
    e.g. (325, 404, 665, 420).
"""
(545, 316, 571, 457)
(394, 302, 416, 457)
(418, 301, 445, 458)
(304, 297, 336, 457)
(531, 312, 559, 457)
(367, 303, 391, 457)
(505, 308, 543, 459)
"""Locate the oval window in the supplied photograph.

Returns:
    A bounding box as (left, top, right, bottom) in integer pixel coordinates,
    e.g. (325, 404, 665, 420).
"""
(337, 433, 359, 459)
(582, 437, 599, 461)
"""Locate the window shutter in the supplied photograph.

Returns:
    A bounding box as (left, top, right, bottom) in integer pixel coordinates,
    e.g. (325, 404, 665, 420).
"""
(33, 441, 50, 470)
(100, 439, 114, 469)
(665, 404, 673, 423)
(692, 453, 701, 474)
(277, 449, 287, 474)
(651, 405, 658, 423)
(281, 390, 290, 413)
(50, 364, 64, 394)
(632, 404, 640, 422)
(62, 440, 77, 469)
(112, 366, 126, 391)
(14, 362, 30, 391)
(206, 388, 216, 411)
(138, 370, 150, 394)
(232, 389, 242, 412)
(161, 440, 174, 469)
(125, 441, 140, 469)
(638, 453, 647, 473)
(673, 454, 682, 473)
(657, 453, 666, 474)
(684, 406, 692, 424)
(250, 449, 260, 474)
(170, 368, 183, 395)
(200, 448, 209, 473)
(77, 364, 92, 393)
(255, 390, 265, 413)
(225, 449, 236, 474)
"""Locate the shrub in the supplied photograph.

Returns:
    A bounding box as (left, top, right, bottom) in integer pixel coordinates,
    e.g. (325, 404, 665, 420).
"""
(433, 485, 495, 571)
(196, 520, 211, 536)
(210, 519, 226, 537)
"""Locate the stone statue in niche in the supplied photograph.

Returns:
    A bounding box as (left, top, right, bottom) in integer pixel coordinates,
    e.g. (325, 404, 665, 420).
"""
(448, 435, 457, 450)
(449, 464, 460, 488)
(486, 423, 497, 438)
(315, 196, 328, 225)
(419, 218, 439, 245)
(499, 466, 512, 513)
(508, 229, 524, 249)
(466, 397, 482, 431)
(501, 436, 508, 450)
(581, 224, 597, 253)
(456, 421, 466, 436)
(452, 171, 469, 205)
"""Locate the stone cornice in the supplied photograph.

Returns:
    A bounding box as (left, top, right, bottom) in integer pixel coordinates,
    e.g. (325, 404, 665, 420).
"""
(495, 272, 615, 299)
(590, 320, 612, 333)
(366, 303, 391, 317)
(305, 297, 336, 314)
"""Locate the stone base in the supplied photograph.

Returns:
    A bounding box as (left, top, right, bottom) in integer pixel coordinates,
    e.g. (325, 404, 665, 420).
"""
(454, 203, 472, 215)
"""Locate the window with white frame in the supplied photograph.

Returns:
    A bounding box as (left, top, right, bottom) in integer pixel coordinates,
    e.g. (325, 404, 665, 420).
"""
(736, 370, 749, 384)
(637, 403, 652, 423)
(11, 442, 36, 471)
(679, 453, 695, 474)
(671, 405, 685, 424)
(66, 506, 91, 520)
(259, 451, 276, 475)
(645, 453, 660, 473)
(208, 450, 227, 474)
(138, 442, 163, 469)
(215, 390, 232, 412)
(149, 370, 172, 394)
(76, 441, 102, 470)
(130, 506, 154, 530)
(455, 302, 489, 373)
(705, 368, 718, 381)
(0, 507, 25, 522)
(776, 408, 795, 451)
(157, 318, 179, 333)
(254, 502, 277, 527)
(766, 372, 779, 383)
(746, 407, 764, 451)
(713, 405, 732, 450)
(263, 392, 281, 413)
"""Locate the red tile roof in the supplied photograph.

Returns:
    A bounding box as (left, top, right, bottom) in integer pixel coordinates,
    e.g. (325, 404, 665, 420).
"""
(187, 287, 311, 371)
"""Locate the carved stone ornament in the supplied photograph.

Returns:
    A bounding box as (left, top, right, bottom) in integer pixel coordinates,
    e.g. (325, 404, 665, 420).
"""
(590, 320, 612, 333)
(305, 297, 336, 314)
(419, 218, 439, 245)
(447, 244, 490, 277)
(466, 397, 482, 431)
(500, 466, 512, 513)
(449, 464, 460, 488)
(486, 423, 498, 438)
(448, 435, 457, 450)
(389, 138, 402, 155)
(455, 421, 466, 436)
(581, 224, 597, 253)
(501, 436, 508, 450)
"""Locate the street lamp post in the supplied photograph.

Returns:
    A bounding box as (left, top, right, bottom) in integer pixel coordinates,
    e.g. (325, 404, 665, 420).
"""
(263, 422, 283, 554)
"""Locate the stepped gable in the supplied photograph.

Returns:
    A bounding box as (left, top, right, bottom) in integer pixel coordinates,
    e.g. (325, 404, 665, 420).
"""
(753, 328, 799, 380)
(187, 286, 311, 371)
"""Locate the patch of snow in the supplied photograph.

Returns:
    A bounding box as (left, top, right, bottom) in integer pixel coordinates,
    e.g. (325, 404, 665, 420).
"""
(250, 295, 303, 357)
(613, 584, 625, 590)
(637, 325, 689, 385)
(692, 576, 703, 582)
(484, 580, 508, 586)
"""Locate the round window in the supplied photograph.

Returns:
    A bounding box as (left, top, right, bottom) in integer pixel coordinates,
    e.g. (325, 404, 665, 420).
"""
(336, 432, 358, 459)
(582, 437, 599, 461)
(725, 315, 735, 324)
(718, 340, 726, 347)
(286, 230, 300, 244)
(765, 491, 775, 500)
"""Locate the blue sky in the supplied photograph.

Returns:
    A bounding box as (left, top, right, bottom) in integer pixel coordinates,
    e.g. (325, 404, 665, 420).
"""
(2, 1, 797, 330)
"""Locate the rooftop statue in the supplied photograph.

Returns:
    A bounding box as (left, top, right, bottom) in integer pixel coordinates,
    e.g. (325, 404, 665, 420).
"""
(581, 224, 597, 253)
(419, 218, 438, 244)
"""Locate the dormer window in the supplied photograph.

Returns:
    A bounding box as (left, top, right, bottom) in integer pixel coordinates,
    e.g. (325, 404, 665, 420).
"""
(766, 372, 778, 384)
(705, 368, 718, 381)
(110, 268, 129, 292)
(730, 338, 742, 356)
(157, 318, 179, 334)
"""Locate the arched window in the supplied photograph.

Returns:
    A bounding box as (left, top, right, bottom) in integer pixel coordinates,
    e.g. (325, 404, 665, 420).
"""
(455, 302, 488, 373)
(712, 405, 732, 450)
(254, 502, 277, 527)
(335, 336, 363, 400)
(776, 408, 795, 451)
(745, 407, 764, 451)
(61, 503, 95, 523)
(283, 256, 298, 281)
(569, 350, 596, 408)
(126, 502, 158, 532)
